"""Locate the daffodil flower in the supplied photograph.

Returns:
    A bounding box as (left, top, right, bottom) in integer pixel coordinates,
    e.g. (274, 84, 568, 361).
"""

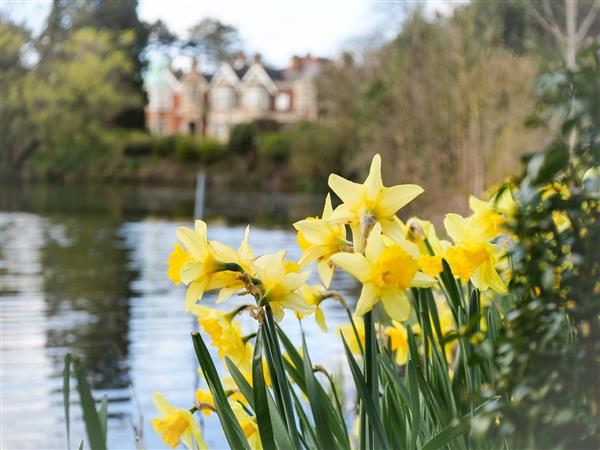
(385, 321, 420, 365)
(330, 224, 435, 320)
(328, 153, 423, 252)
(252, 251, 313, 321)
(168, 220, 239, 311)
(194, 388, 215, 416)
(294, 194, 349, 287)
(468, 190, 515, 240)
(299, 284, 329, 332)
(392, 217, 451, 278)
(151, 392, 206, 450)
(190, 305, 253, 375)
(337, 317, 365, 355)
(231, 402, 262, 450)
(444, 213, 507, 293)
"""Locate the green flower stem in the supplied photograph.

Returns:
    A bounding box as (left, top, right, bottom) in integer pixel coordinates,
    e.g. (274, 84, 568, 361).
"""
(325, 290, 365, 355)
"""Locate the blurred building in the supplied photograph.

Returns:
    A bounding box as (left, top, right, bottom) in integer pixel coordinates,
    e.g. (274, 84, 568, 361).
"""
(143, 52, 326, 140)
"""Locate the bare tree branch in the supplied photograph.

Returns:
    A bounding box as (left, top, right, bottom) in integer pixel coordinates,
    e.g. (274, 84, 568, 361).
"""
(575, 0, 600, 44)
(526, 0, 565, 43)
(542, 0, 558, 27)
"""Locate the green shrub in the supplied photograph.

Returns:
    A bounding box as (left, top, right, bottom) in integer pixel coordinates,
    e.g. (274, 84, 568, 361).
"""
(174, 135, 199, 162)
(196, 138, 225, 163)
(122, 134, 152, 157)
(150, 136, 172, 157)
(287, 122, 350, 191)
(173, 134, 224, 163)
(258, 132, 291, 163)
(226, 122, 258, 155)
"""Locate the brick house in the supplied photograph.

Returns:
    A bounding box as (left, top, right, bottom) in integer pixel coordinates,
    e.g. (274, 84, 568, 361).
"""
(143, 52, 326, 140)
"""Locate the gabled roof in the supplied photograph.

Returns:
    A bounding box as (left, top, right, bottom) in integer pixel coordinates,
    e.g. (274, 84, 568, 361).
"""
(240, 63, 279, 95)
(211, 63, 241, 87)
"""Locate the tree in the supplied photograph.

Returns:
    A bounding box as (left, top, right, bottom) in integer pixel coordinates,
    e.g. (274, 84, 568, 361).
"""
(0, 19, 33, 173)
(35, 0, 149, 128)
(526, 0, 600, 68)
(185, 18, 242, 65)
(21, 28, 142, 177)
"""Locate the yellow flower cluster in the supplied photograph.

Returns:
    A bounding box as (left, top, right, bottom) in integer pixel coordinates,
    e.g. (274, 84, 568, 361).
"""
(152, 153, 517, 448)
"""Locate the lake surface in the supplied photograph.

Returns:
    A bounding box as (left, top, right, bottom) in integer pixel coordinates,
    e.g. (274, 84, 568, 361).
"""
(0, 182, 361, 450)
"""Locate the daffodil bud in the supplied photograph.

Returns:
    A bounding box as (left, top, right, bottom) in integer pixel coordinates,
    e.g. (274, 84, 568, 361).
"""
(407, 217, 426, 242)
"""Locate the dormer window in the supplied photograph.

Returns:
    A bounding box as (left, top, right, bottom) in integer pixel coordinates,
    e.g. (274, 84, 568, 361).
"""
(275, 92, 291, 111)
(211, 85, 236, 110)
(242, 85, 269, 111)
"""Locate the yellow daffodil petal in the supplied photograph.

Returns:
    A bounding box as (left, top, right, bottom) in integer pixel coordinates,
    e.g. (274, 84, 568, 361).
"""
(176, 227, 206, 260)
(315, 307, 328, 332)
(180, 261, 204, 285)
(411, 271, 437, 288)
(330, 252, 370, 283)
(328, 173, 363, 206)
(270, 303, 285, 322)
(184, 279, 208, 311)
(364, 154, 384, 199)
(216, 285, 240, 303)
(473, 261, 507, 294)
(468, 195, 488, 213)
(380, 288, 411, 321)
(209, 240, 238, 263)
(365, 223, 385, 262)
(194, 219, 207, 235)
(355, 283, 378, 316)
(317, 259, 335, 288)
(298, 245, 329, 267)
(444, 213, 470, 243)
(377, 184, 424, 217)
(281, 293, 314, 315)
(322, 193, 334, 219)
(293, 219, 332, 243)
(152, 392, 177, 416)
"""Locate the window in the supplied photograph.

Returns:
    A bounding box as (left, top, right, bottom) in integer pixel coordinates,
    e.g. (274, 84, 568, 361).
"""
(242, 86, 269, 111)
(275, 92, 291, 111)
(149, 87, 172, 111)
(211, 86, 236, 110)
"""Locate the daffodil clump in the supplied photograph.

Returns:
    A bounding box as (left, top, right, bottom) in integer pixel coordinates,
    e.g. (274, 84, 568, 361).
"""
(151, 153, 520, 450)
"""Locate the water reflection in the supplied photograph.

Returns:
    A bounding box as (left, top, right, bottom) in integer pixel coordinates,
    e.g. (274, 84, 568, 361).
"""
(0, 182, 361, 449)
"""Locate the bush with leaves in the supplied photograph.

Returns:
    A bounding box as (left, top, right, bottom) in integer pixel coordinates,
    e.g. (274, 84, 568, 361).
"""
(473, 40, 600, 449)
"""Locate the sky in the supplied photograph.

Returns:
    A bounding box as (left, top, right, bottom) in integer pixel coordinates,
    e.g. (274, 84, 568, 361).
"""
(1, 0, 463, 67)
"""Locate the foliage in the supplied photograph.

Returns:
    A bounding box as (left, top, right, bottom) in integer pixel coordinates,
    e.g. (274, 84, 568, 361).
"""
(316, 3, 547, 205)
(0, 19, 32, 174)
(257, 132, 291, 163)
(286, 122, 352, 191)
(227, 122, 259, 155)
(474, 40, 600, 449)
(36, 0, 149, 128)
(185, 17, 242, 65)
(19, 27, 142, 178)
(174, 135, 225, 163)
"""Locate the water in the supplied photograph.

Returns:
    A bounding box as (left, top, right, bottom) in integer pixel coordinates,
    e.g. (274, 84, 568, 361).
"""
(0, 182, 361, 450)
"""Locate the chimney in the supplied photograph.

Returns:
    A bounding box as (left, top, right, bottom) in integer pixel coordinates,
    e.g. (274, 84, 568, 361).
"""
(191, 57, 199, 73)
(290, 55, 301, 70)
(253, 53, 262, 64)
(233, 51, 246, 70)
